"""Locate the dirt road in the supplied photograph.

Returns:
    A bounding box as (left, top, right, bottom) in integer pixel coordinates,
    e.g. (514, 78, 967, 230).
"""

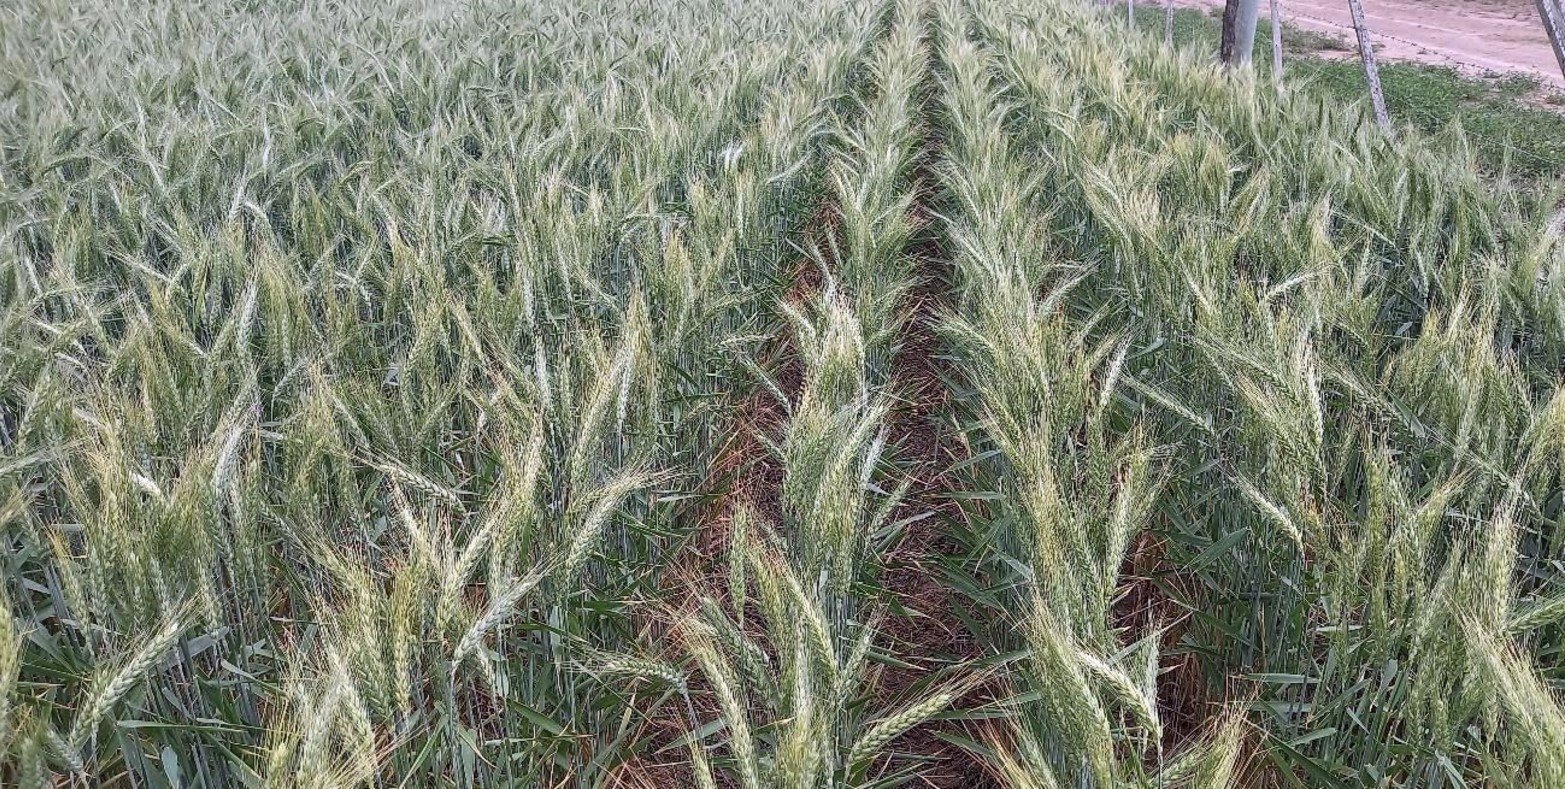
(1174, 0, 1565, 88)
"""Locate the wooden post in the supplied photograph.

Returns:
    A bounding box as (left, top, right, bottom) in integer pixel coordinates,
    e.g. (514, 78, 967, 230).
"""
(1538, 0, 1565, 85)
(1220, 0, 1263, 66)
(1235, 0, 1261, 64)
(1220, 0, 1240, 64)
(1128, 0, 1136, 27)
(1270, 0, 1285, 86)
(1165, 0, 1177, 45)
(1346, 0, 1391, 130)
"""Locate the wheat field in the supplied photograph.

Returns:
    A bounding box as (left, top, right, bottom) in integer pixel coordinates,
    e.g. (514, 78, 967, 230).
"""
(2, 0, 1564, 785)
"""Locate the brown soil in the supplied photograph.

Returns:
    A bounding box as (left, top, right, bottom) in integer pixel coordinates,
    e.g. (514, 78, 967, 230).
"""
(632, 11, 1001, 786)
(621, 213, 831, 787)
(1112, 531, 1217, 755)
(869, 192, 996, 788)
(1175, 0, 1565, 88)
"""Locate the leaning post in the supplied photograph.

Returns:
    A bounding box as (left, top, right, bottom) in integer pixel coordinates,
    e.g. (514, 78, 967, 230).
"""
(1538, 0, 1565, 85)
(1346, 0, 1391, 131)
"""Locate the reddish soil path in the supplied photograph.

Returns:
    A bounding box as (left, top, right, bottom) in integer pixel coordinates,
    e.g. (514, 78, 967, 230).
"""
(1174, 0, 1565, 87)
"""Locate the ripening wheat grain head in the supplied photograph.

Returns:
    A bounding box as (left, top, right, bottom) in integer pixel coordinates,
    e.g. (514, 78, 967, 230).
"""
(680, 616, 761, 789)
(1468, 622, 1565, 786)
(1016, 603, 1117, 784)
(772, 293, 899, 599)
(0, 587, 21, 755)
(1383, 289, 1529, 490)
(262, 644, 379, 789)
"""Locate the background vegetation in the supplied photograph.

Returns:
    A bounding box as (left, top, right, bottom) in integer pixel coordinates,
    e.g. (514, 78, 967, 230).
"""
(1135, 4, 1565, 176)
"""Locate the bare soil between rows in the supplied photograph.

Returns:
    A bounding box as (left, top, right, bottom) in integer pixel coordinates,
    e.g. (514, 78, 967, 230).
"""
(870, 152, 996, 788)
